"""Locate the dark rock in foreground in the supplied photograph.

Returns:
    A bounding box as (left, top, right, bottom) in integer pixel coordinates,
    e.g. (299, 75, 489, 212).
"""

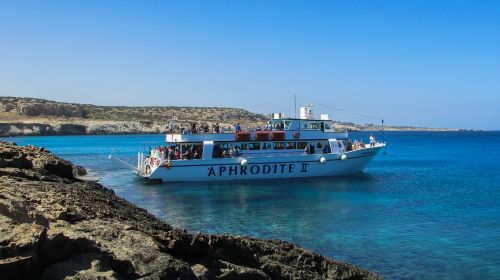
(0, 141, 382, 279)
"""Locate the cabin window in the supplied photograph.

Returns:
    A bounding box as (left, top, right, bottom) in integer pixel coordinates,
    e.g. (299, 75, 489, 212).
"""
(285, 142, 297, 149)
(262, 142, 272, 150)
(248, 143, 260, 150)
(316, 142, 323, 148)
(303, 123, 308, 129)
(284, 121, 291, 130)
(167, 143, 203, 160)
(297, 142, 307, 149)
(235, 143, 248, 150)
(190, 144, 203, 159)
(325, 123, 331, 129)
(213, 143, 231, 158)
(273, 142, 285, 150)
(274, 122, 284, 130)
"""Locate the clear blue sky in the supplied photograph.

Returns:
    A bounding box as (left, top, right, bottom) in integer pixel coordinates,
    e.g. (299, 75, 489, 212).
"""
(1, 1, 499, 129)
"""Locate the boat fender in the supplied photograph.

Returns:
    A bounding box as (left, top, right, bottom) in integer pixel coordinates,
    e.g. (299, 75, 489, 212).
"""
(240, 158, 248, 167)
(341, 154, 347, 160)
(320, 156, 327, 164)
(293, 131, 300, 139)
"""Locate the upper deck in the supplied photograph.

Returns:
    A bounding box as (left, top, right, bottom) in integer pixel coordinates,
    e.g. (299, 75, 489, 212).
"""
(165, 118, 348, 143)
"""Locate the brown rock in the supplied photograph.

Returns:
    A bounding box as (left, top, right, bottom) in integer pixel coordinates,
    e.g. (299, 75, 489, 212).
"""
(0, 141, 382, 279)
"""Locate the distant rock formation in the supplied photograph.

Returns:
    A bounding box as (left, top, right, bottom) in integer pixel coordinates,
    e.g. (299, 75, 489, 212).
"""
(0, 96, 458, 136)
(0, 97, 270, 136)
(0, 141, 382, 279)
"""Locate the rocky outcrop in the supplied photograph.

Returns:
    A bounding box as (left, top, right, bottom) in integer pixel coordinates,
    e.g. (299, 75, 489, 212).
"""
(0, 97, 270, 136)
(0, 122, 165, 136)
(0, 141, 382, 279)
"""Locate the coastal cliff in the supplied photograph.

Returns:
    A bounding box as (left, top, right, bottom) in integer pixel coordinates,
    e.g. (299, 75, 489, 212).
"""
(0, 97, 268, 136)
(0, 97, 460, 136)
(0, 141, 381, 279)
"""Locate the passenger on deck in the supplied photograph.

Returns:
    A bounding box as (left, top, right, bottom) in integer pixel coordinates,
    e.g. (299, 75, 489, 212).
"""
(235, 123, 241, 132)
(234, 146, 242, 156)
(214, 123, 220, 133)
(266, 121, 273, 131)
(167, 146, 174, 160)
(304, 145, 310, 155)
(360, 140, 365, 148)
(323, 144, 330, 154)
(347, 139, 353, 151)
(191, 123, 197, 134)
(145, 160, 150, 174)
(181, 149, 193, 160)
(174, 147, 180, 160)
(370, 134, 376, 147)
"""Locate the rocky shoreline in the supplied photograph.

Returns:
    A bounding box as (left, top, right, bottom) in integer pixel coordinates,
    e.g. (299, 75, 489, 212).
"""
(0, 97, 464, 136)
(0, 141, 381, 279)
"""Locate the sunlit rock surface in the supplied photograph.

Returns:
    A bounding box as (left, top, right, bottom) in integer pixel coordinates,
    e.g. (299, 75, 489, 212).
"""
(0, 141, 382, 279)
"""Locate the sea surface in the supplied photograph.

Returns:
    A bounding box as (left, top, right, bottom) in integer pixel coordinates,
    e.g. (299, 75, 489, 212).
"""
(8, 131, 500, 279)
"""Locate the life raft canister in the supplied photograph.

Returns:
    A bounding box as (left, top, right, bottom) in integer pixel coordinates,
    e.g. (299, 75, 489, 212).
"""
(293, 131, 300, 139)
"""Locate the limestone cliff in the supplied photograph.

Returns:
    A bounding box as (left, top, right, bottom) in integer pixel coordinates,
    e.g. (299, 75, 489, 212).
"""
(0, 141, 382, 279)
(0, 97, 268, 136)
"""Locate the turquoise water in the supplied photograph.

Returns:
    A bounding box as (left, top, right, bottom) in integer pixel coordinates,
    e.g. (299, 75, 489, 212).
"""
(9, 131, 500, 279)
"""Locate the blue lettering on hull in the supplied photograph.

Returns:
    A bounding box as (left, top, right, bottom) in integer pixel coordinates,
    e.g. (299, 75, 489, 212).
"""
(208, 163, 309, 177)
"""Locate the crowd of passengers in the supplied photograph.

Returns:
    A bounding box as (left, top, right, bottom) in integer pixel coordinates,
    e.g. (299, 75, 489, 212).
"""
(166, 121, 289, 134)
(346, 134, 377, 151)
(213, 145, 243, 158)
(212, 141, 332, 158)
(148, 144, 203, 161)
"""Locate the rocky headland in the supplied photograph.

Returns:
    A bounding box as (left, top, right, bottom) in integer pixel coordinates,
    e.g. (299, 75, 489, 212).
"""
(0, 97, 461, 136)
(0, 97, 268, 136)
(0, 141, 381, 279)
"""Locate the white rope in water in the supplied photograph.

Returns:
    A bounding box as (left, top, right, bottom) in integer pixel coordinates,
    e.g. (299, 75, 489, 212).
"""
(108, 155, 138, 171)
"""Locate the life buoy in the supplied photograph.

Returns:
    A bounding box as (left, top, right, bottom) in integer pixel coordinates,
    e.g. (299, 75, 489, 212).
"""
(293, 131, 300, 139)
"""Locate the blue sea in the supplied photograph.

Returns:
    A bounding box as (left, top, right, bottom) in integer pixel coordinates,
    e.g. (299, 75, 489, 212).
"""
(8, 131, 500, 279)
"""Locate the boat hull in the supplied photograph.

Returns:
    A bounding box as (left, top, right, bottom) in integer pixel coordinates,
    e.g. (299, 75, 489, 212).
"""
(145, 146, 384, 182)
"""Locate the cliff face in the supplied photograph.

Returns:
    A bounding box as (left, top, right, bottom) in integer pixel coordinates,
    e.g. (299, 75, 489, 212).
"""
(0, 97, 269, 136)
(0, 141, 381, 280)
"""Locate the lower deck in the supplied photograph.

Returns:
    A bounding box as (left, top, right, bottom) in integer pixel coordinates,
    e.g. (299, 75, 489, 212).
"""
(140, 144, 385, 182)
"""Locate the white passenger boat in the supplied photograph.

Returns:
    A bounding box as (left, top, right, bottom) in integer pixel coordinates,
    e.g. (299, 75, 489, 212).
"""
(136, 105, 385, 182)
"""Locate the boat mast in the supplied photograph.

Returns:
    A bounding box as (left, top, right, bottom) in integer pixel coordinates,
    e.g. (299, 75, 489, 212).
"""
(294, 94, 297, 118)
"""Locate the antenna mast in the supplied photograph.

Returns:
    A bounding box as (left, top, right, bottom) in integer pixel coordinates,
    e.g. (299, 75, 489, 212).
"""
(294, 94, 297, 118)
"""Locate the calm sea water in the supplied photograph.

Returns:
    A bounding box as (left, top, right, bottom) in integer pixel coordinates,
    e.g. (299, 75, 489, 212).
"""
(8, 131, 500, 279)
